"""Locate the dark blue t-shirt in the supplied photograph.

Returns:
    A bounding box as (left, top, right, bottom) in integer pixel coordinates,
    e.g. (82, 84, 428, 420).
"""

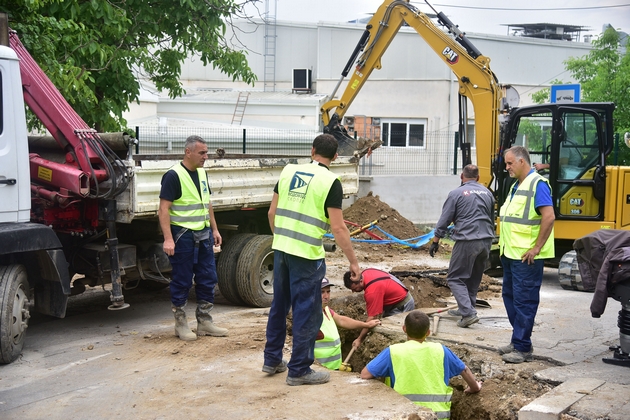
(159, 163, 210, 202)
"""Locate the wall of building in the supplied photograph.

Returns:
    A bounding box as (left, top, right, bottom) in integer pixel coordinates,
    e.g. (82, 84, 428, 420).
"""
(124, 17, 596, 224)
(351, 175, 462, 225)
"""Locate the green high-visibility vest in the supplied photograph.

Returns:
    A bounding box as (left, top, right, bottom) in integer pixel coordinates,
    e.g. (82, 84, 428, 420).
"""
(314, 306, 342, 370)
(389, 341, 453, 419)
(273, 162, 338, 259)
(499, 172, 555, 260)
(168, 163, 210, 231)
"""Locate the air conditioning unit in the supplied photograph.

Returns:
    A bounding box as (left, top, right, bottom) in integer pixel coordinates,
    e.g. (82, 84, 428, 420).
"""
(292, 69, 312, 91)
(344, 116, 355, 131)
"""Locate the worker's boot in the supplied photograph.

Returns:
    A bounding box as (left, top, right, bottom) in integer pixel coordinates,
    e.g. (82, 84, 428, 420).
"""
(196, 300, 228, 337)
(172, 305, 197, 341)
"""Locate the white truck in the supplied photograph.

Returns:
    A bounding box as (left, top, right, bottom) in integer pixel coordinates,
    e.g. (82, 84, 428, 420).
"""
(0, 23, 359, 363)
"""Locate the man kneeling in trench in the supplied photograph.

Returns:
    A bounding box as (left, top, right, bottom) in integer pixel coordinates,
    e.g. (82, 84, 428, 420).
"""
(361, 310, 481, 418)
(344, 268, 415, 350)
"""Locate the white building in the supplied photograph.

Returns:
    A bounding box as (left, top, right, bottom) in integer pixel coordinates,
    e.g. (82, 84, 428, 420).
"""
(125, 18, 595, 224)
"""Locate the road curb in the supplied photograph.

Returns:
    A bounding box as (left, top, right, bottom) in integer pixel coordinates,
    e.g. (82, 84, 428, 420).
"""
(518, 377, 605, 420)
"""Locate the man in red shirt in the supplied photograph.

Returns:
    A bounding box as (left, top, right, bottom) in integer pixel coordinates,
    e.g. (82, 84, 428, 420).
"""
(343, 268, 415, 349)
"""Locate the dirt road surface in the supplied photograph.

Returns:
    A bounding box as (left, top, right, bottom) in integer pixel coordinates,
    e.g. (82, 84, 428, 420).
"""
(1, 248, 449, 420)
(1, 245, 565, 420)
(2, 195, 624, 419)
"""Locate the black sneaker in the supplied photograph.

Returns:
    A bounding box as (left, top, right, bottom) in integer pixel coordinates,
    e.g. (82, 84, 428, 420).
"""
(502, 349, 533, 364)
(456, 315, 479, 328)
(286, 369, 330, 386)
(497, 343, 514, 355)
(262, 360, 287, 374)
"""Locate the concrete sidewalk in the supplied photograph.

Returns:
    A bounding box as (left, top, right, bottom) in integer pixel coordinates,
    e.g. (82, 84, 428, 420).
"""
(390, 268, 630, 419)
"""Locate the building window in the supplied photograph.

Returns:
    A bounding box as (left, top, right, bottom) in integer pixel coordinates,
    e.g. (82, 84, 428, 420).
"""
(382, 120, 426, 147)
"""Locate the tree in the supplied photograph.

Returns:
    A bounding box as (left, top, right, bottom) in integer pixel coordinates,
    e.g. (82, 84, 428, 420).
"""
(530, 79, 564, 104)
(530, 27, 630, 164)
(565, 27, 630, 135)
(1, 0, 258, 132)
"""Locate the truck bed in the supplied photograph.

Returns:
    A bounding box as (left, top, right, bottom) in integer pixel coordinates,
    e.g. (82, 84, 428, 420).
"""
(116, 154, 360, 223)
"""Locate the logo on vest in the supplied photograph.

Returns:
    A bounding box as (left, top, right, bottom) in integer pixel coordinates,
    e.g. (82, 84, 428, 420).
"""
(289, 171, 314, 199)
(201, 180, 208, 194)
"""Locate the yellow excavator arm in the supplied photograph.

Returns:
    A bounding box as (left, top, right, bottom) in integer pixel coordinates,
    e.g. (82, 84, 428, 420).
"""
(321, 0, 504, 187)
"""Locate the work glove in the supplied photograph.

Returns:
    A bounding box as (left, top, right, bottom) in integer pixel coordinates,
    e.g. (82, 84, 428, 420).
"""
(429, 242, 439, 257)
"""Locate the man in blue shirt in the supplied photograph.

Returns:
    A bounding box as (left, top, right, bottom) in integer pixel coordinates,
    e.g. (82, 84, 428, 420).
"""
(361, 310, 481, 418)
(499, 146, 555, 364)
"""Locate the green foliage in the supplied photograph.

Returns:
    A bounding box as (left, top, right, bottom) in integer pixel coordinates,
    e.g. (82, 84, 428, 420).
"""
(0, 0, 257, 132)
(516, 117, 547, 152)
(564, 27, 630, 164)
(530, 79, 564, 104)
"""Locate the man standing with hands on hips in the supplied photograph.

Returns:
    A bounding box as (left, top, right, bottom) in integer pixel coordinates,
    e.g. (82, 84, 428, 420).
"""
(263, 134, 360, 386)
(430, 164, 494, 328)
(498, 146, 555, 364)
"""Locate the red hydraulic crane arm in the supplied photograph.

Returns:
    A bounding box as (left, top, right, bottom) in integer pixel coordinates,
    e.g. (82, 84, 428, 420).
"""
(9, 31, 109, 188)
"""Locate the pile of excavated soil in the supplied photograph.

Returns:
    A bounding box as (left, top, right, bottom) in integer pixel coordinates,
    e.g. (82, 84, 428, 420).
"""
(343, 192, 426, 241)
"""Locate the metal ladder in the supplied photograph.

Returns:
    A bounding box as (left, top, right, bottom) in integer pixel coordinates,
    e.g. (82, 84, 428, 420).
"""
(231, 92, 250, 125)
(263, 0, 277, 92)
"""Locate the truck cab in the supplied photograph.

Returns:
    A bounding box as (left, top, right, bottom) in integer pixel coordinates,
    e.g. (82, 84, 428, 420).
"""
(0, 44, 30, 223)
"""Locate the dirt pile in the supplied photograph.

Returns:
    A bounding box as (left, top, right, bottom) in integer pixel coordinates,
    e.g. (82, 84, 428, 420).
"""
(343, 192, 426, 241)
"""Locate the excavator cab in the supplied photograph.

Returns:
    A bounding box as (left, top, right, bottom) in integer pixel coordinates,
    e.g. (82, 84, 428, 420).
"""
(497, 102, 616, 261)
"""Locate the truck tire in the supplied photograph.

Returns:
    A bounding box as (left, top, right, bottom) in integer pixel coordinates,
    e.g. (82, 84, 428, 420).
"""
(558, 250, 589, 291)
(235, 235, 274, 308)
(217, 233, 257, 305)
(0, 265, 31, 364)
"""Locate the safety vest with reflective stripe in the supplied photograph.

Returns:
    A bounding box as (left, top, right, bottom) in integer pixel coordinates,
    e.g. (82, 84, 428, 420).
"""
(499, 172, 554, 260)
(168, 163, 210, 230)
(314, 306, 342, 370)
(389, 340, 452, 419)
(272, 162, 338, 259)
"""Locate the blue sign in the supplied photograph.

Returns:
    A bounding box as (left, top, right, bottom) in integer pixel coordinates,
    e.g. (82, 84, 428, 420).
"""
(550, 84, 581, 103)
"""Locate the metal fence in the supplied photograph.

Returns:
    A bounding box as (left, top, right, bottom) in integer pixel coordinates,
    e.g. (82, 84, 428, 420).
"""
(135, 125, 317, 156)
(360, 131, 469, 176)
(135, 125, 465, 176)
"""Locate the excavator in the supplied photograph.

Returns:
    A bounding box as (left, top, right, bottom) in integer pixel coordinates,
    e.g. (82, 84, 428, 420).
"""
(321, 0, 630, 289)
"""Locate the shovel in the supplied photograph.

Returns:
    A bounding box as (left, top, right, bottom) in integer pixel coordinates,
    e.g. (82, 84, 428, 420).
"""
(433, 315, 440, 336)
(437, 298, 492, 309)
(419, 304, 459, 315)
(339, 345, 358, 372)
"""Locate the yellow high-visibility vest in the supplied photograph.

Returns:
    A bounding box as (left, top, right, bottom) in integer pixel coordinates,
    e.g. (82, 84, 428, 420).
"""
(273, 162, 338, 259)
(389, 341, 453, 419)
(314, 306, 342, 370)
(499, 172, 554, 259)
(168, 164, 210, 230)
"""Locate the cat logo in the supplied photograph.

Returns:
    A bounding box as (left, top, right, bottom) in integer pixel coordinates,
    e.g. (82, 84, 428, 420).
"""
(288, 171, 314, 199)
(442, 46, 459, 64)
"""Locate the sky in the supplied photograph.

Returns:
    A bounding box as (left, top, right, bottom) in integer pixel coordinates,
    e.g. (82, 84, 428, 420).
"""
(244, 0, 630, 39)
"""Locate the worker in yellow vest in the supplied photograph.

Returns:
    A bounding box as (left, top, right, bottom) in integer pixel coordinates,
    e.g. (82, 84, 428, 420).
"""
(361, 310, 481, 419)
(263, 134, 360, 386)
(499, 146, 555, 364)
(159, 135, 227, 341)
(315, 277, 381, 370)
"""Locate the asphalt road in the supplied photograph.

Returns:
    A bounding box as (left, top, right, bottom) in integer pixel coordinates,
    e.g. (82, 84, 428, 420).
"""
(1, 267, 629, 419)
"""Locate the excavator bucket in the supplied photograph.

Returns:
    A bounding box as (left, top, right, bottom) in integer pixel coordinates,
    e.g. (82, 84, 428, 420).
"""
(324, 115, 382, 158)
